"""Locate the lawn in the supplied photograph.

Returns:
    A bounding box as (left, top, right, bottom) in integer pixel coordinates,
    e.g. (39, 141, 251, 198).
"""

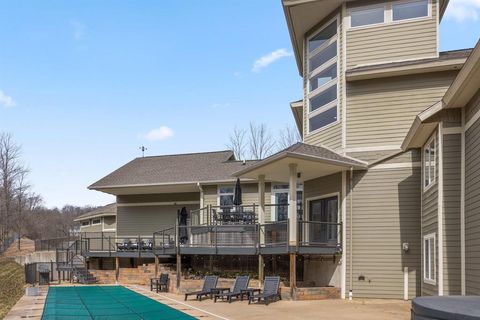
(0, 259, 25, 319)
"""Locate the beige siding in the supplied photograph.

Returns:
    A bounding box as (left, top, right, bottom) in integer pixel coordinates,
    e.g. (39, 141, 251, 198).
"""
(304, 173, 342, 206)
(103, 216, 116, 230)
(117, 204, 199, 237)
(346, 1, 438, 69)
(442, 133, 461, 295)
(346, 71, 456, 149)
(346, 161, 421, 299)
(117, 192, 199, 204)
(302, 8, 343, 151)
(465, 90, 480, 123)
(347, 149, 420, 165)
(465, 94, 480, 295)
(80, 223, 102, 233)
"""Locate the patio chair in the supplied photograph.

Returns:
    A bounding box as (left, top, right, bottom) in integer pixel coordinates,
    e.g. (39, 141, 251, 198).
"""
(151, 273, 169, 292)
(184, 275, 218, 301)
(213, 275, 250, 303)
(248, 276, 281, 305)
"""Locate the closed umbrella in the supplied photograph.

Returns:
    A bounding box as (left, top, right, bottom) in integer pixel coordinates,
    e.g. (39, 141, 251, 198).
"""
(179, 207, 188, 244)
(233, 178, 242, 206)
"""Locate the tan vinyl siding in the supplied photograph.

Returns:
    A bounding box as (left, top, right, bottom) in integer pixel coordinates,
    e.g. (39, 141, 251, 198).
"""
(442, 133, 461, 295)
(465, 90, 480, 124)
(80, 223, 102, 233)
(103, 216, 116, 230)
(304, 173, 342, 201)
(346, 161, 421, 299)
(117, 204, 199, 237)
(303, 8, 343, 151)
(465, 95, 480, 295)
(422, 131, 438, 296)
(347, 149, 420, 165)
(346, 1, 438, 69)
(346, 71, 456, 149)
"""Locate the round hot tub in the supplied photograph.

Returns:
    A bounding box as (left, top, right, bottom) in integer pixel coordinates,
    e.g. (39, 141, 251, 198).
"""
(412, 296, 480, 320)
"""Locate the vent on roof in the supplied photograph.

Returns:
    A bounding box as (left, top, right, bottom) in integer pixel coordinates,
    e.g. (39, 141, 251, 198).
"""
(242, 160, 246, 165)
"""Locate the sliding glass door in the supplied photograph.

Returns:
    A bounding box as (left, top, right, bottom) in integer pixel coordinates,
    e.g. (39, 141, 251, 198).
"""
(308, 196, 338, 244)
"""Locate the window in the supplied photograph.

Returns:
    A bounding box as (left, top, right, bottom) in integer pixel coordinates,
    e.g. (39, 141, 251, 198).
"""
(81, 221, 90, 226)
(393, 0, 428, 21)
(91, 218, 101, 225)
(307, 18, 338, 133)
(423, 135, 436, 189)
(309, 196, 338, 243)
(219, 186, 234, 206)
(424, 233, 436, 283)
(272, 184, 303, 221)
(350, 6, 385, 27)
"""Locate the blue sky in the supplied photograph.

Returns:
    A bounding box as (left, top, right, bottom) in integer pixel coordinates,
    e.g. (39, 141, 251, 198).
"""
(0, 1, 479, 208)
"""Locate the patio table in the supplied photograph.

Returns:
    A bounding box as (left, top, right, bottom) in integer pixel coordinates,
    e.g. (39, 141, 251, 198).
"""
(240, 288, 261, 301)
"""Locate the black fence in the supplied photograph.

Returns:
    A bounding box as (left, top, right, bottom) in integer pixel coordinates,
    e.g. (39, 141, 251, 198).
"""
(24, 262, 59, 285)
(34, 237, 76, 252)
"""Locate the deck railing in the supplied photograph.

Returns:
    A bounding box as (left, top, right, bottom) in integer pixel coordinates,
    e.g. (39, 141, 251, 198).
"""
(298, 220, 342, 248)
(35, 237, 77, 252)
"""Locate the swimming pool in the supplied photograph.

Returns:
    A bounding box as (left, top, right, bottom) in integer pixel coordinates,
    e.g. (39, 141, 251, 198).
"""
(42, 285, 197, 320)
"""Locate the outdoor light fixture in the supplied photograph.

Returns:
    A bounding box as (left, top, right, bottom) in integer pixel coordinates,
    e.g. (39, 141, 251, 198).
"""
(402, 242, 409, 252)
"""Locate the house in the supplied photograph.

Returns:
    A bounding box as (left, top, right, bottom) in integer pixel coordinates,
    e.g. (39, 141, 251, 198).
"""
(76, 0, 480, 300)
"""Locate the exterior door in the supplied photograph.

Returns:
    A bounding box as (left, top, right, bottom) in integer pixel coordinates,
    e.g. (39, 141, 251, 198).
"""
(308, 196, 338, 244)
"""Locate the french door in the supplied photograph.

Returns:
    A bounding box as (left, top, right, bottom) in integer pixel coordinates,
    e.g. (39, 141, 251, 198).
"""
(308, 196, 338, 244)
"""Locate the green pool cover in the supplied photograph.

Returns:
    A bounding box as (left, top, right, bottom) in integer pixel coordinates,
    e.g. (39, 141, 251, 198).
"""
(42, 286, 197, 320)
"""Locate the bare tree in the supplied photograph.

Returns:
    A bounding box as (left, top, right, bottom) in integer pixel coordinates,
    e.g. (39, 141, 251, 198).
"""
(227, 126, 247, 160)
(248, 122, 276, 160)
(278, 125, 301, 150)
(0, 133, 27, 250)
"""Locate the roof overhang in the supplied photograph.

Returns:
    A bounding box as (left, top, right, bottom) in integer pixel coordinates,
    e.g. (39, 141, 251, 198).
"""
(290, 100, 304, 138)
(74, 212, 116, 222)
(346, 57, 466, 82)
(283, 0, 450, 77)
(233, 150, 366, 182)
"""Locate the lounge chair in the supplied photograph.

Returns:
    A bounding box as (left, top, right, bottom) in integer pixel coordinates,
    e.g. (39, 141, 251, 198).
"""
(213, 275, 250, 303)
(184, 275, 218, 301)
(151, 273, 169, 292)
(248, 276, 281, 305)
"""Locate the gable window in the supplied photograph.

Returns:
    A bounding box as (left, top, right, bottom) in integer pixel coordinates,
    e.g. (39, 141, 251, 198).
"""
(91, 218, 101, 225)
(350, 6, 385, 27)
(307, 18, 338, 133)
(218, 186, 234, 207)
(423, 135, 436, 189)
(423, 233, 436, 284)
(393, 0, 428, 21)
(81, 221, 90, 227)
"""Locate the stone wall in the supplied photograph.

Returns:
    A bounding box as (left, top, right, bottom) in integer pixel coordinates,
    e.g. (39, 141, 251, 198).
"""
(295, 287, 340, 300)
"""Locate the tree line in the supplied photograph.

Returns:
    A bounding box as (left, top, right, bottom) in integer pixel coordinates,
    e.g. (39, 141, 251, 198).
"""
(226, 123, 301, 160)
(0, 133, 95, 250)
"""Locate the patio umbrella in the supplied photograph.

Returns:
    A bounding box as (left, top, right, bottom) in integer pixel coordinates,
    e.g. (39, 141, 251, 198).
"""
(233, 178, 242, 206)
(178, 207, 188, 244)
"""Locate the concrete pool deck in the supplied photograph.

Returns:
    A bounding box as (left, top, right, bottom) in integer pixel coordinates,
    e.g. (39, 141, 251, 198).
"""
(5, 284, 411, 320)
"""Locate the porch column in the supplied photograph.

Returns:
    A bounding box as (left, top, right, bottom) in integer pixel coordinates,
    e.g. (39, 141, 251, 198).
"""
(290, 253, 296, 299)
(154, 255, 159, 278)
(258, 174, 266, 246)
(115, 257, 119, 283)
(176, 254, 181, 290)
(288, 163, 298, 245)
(258, 255, 264, 284)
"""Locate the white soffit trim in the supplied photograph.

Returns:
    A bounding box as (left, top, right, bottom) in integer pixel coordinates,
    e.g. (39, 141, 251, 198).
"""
(117, 201, 200, 207)
(369, 162, 421, 170)
(345, 145, 400, 153)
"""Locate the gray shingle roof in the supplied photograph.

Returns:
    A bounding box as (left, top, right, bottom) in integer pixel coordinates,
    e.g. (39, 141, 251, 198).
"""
(74, 203, 116, 221)
(89, 150, 259, 189)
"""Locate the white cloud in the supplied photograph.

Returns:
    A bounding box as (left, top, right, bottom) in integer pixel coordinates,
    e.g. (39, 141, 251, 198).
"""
(251, 48, 293, 73)
(444, 0, 480, 22)
(70, 20, 87, 40)
(0, 90, 16, 108)
(144, 126, 174, 141)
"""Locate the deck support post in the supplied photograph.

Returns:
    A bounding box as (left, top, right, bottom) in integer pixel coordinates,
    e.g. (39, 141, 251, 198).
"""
(176, 254, 181, 290)
(289, 253, 296, 300)
(288, 163, 298, 246)
(115, 257, 119, 283)
(258, 255, 264, 284)
(258, 174, 266, 247)
(154, 255, 159, 278)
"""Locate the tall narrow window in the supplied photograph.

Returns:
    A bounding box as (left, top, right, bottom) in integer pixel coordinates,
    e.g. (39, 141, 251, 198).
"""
(307, 19, 338, 133)
(423, 135, 436, 189)
(423, 233, 436, 283)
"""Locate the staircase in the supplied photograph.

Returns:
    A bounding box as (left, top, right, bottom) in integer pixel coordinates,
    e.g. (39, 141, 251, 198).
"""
(56, 240, 97, 284)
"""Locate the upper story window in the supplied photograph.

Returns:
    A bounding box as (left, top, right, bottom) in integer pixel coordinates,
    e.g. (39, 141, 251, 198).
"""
(393, 0, 429, 21)
(91, 218, 101, 225)
(350, 6, 385, 27)
(307, 18, 338, 133)
(219, 186, 234, 206)
(81, 221, 90, 226)
(423, 134, 436, 190)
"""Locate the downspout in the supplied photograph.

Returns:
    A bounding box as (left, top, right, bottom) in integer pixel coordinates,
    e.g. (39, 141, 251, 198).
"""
(349, 166, 354, 300)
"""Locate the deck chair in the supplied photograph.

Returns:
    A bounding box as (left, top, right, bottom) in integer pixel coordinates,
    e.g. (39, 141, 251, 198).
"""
(213, 276, 250, 303)
(248, 276, 281, 305)
(151, 273, 169, 293)
(184, 275, 218, 301)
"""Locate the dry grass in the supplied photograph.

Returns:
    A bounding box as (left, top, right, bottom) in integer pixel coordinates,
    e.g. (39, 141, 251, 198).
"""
(1, 238, 34, 258)
(0, 260, 25, 319)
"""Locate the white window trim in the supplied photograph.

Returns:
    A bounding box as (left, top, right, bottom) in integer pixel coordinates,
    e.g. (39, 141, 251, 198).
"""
(423, 233, 436, 285)
(348, 3, 387, 29)
(91, 218, 102, 226)
(81, 220, 90, 227)
(306, 15, 340, 135)
(217, 185, 235, 206)
(423, 133, 437, 192)
(307, 78, 337, 100)
(347, 0, 432, 31)
(270, 184, 303, 221)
